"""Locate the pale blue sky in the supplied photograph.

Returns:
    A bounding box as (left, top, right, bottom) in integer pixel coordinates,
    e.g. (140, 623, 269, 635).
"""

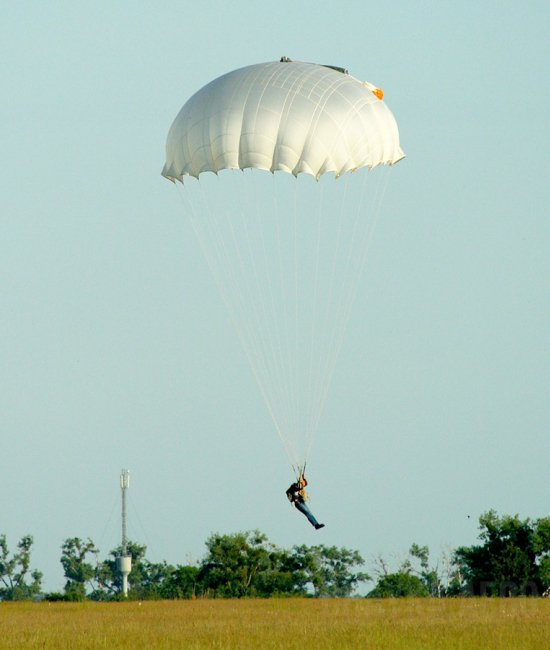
(1, 1, 549, 592)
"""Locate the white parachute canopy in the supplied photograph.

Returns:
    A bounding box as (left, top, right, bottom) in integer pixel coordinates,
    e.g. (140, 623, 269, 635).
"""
(163, 59, 404, 470)
(162, 60, 404, 181)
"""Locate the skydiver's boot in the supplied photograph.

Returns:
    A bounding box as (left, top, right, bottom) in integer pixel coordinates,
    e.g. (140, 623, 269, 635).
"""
(315, 523, 325, 530)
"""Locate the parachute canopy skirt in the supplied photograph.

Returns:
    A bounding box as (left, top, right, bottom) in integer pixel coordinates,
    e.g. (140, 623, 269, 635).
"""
(162, 60, 404, 181)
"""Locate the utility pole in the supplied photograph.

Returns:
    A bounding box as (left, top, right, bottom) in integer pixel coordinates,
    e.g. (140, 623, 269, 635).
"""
(116, 469, 132, 597)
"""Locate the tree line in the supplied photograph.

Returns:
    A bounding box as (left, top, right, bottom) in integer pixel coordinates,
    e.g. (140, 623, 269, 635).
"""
(1, 510, 548, 601)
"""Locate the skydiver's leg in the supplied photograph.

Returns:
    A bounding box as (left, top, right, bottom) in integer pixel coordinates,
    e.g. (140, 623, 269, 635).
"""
(295, 501, 319, 527)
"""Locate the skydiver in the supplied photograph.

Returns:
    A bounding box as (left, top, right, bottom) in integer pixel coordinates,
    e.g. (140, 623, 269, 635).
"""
(286, 473, 325, 530)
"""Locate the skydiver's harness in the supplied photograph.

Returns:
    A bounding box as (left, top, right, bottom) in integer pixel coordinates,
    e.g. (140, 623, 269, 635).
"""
(286, 464, 309, 505)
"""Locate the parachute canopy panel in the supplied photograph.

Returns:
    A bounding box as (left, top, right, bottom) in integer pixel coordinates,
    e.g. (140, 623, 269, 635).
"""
(162, 60, 404, 181)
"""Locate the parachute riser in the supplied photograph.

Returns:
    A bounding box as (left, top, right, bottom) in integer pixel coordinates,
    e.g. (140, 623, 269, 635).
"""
(292, 461, 307, 481)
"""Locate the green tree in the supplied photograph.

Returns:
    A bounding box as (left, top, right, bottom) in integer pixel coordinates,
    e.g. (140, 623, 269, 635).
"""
(137, 559, 176, 599)
(92, 540, 184, 601)
(0, 534, 42, 601)
(406, 543, 450, 596)
(366, 544, 457, 598)
(160, 565, 200, 599)
(367, 572, 429, 598)
(199, 531, 293, 598)
(60, 537, 98, 601)
(93, 541, 162, 600)
(291, 544, 370, 597)
(533, 517, 550, 591)
(197, 533, 369, 598)
(454, 510, 550, 596)
(254, 546, 305, 597)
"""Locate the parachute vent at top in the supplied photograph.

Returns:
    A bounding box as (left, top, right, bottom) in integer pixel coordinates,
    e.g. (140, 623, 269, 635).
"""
(162, 60, 405, 182)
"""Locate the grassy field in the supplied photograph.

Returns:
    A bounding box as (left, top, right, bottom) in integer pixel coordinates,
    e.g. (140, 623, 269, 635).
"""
(0, 598, 548, 649)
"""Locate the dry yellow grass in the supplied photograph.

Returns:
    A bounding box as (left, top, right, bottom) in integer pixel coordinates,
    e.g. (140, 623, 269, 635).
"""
(0, 598, 548, 649)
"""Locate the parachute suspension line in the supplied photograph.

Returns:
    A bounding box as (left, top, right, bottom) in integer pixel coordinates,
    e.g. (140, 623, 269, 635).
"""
(292, 175, 301, 461)
(268, 172, 298, 464)
(334, 167, 391, 362)
(254, 171, 298, 458)
(309, 172, 364, 438)
(267, 171, 314, 467)
(292, 461, 307, 482)
(231, 171, 297, 463)
(271, 172, 301, 465)
(305, 172, 351, 457)
(310, 172, 360, 439)
(176, 177, 291, 460)
(230, 171, 304, 466)
(239, 170, 299, 464)
(309, 167, 392, 439)
(244, 172, 306, 468)
(175, 165, 391, 472)
(302, 174, 338, 467)
(233, 173, 279, 415)
(303, 179, 326, 467)
(337, 167, 391, 344)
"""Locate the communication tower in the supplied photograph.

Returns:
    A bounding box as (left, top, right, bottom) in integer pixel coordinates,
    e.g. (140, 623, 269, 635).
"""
(116, 469, 132, 597)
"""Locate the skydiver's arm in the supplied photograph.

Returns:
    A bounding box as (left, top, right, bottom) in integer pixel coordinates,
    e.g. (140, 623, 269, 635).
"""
(286, 485, 296, 502)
